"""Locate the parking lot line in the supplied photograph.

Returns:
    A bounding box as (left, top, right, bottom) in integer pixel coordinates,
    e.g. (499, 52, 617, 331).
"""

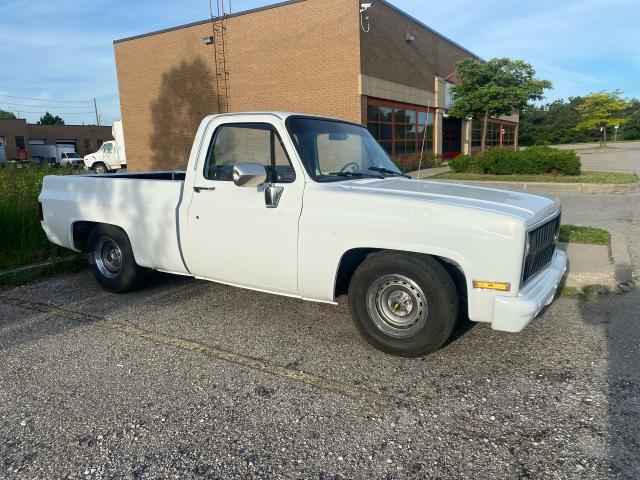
(0, 295, 390, 406)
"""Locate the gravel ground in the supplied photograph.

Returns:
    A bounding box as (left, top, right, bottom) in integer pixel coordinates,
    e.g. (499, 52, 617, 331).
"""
(1, 269, 639, 479)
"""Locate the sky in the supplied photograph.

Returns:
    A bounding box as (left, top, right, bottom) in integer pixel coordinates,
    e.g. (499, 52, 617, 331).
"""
(0, 0, 638, 126)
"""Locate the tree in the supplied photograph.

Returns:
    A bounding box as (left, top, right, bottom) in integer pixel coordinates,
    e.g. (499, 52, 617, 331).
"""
(519, 97, 593, 146)
(575, 91, 627, 146)
(37, 111, 65, 125)
(0, 109, 16, 119)
(621, 111, 640, 140)
(448, 58, 552, 152)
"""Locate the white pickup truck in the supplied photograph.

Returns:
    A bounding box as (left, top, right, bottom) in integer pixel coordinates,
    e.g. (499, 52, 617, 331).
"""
(39, 113, 566, 356)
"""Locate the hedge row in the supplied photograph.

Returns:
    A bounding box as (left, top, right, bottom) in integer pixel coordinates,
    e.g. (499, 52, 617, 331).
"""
(449, 146, 581, 176)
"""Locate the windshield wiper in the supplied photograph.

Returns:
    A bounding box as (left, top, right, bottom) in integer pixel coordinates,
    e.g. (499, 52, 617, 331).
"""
(368, 167, 411, 178)
(327, 171, 383, 179)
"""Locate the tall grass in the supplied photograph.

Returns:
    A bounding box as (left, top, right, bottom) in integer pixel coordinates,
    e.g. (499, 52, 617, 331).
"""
(0, 166, 77, 270)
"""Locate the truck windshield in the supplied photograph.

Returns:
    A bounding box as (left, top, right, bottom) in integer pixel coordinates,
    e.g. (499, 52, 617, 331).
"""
(286, 117, 404, 182)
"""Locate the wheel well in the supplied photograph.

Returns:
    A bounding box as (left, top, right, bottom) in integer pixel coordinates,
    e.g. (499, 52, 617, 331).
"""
(333, 249, 468, 304)
(72, 221, 99, 252)
(334, 248, 380, 298)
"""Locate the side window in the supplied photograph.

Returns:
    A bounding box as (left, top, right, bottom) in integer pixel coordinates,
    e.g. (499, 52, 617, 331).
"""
(104, 143, 113, 154)
(203, 123, 295, 183)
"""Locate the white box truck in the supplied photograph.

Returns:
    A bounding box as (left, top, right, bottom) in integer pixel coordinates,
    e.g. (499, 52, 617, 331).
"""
(29, 144, 83, 167)
(83, 120, 127, 173)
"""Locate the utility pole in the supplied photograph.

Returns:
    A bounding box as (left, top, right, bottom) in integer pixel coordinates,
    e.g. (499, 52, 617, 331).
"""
(93, 98, 100, 126)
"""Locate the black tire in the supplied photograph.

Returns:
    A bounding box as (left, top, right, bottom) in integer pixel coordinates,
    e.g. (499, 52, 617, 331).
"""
(93, 162, 109, 174)
(87, 225, 147, 293)
(348, 251, 459, 357)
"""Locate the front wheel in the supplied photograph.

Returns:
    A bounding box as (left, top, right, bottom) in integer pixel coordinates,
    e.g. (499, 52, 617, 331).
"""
(93, 162, 109, 174)
(88, 225, 147, 293)
(348, 251, 459, 357)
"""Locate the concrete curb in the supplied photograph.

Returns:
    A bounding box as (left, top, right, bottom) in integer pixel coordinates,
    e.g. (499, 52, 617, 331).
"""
(427, 179, 640, 194)
(562, 235, 633, 289)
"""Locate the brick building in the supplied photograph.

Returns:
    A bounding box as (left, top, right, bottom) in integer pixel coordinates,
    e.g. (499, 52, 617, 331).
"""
(114, 0, 519, 172)
(0, 118, 112, 162)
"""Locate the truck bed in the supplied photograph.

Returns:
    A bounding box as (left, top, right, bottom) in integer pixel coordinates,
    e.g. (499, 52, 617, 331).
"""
(39, 172, 190, 275)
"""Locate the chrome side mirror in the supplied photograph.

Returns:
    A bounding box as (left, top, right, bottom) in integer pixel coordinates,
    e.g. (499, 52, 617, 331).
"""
(232, 162, 267, 187)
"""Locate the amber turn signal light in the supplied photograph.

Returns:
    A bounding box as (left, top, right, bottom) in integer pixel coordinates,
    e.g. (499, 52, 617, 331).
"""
(473, 280, 511, 292)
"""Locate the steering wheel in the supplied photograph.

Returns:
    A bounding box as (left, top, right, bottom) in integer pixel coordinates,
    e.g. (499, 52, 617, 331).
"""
(340, 162, 360, 173)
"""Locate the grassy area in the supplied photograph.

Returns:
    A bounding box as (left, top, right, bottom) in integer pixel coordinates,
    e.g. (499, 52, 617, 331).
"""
(0, 166, 78, 270)
(559, 225, 611, 245)
(432, 171, 638, 184)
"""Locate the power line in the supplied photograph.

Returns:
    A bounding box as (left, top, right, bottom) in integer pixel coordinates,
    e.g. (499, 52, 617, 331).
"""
(0, 93, 90, 104)
(2, 110, 94, 115)
(0, 101, 92, 110)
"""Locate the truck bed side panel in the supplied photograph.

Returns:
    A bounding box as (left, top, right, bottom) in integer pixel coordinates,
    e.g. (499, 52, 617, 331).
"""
(39, 175, 189, 275)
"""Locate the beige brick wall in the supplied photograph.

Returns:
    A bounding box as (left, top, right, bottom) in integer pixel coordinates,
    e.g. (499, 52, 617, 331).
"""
(115, 0, 362, 171)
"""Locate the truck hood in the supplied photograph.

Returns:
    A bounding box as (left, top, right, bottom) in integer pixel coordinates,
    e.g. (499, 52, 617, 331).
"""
(339, 178, 560, 226)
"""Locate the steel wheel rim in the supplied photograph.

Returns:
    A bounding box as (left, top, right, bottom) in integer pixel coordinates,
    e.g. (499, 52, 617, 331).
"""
(366, 274, 428, 338)
(94, 236, 122, 279)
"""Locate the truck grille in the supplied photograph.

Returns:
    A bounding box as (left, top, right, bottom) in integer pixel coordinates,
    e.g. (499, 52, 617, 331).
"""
(522, 214, 561, 285)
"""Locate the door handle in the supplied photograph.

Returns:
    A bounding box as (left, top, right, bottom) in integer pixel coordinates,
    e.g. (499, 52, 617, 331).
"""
(265, 185, 284, 208)
(193, 186, 216, 193)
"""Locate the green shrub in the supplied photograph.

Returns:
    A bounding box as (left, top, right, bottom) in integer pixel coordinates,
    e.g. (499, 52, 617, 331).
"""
(481, 148, 519, 175)
(420, 153, 443, 169)
(450, 147, 581, 176)
(449, 155, 473, 173)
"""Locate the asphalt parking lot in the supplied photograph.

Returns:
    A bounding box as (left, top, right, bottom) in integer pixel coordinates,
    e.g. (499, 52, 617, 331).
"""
(1, 267, 639, 479)
(3, 143, 640, 479)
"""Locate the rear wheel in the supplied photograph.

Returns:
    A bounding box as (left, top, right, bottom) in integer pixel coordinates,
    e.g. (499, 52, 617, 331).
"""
(93, 162, 108, 174)
(88, 225, 147, 292)
(348, 251, 459, 357)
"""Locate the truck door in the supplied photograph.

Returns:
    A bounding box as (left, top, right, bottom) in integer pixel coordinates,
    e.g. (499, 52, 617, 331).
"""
(184, 121, 304, 295)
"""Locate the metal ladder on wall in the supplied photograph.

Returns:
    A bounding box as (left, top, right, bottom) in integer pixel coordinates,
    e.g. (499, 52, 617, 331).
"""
(210, 0, 231, 113)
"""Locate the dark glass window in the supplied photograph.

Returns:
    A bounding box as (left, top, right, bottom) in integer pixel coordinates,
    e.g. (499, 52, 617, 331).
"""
(471, 118, 516, 149)
(366, 98, 433, 171)
(286, 117, 402, 182)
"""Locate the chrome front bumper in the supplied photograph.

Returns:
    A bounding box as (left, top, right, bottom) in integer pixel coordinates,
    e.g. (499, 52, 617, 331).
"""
(491, 249, 567, 333)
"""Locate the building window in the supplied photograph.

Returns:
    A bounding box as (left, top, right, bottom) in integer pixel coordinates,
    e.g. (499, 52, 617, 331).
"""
(367, 98, 433, 170)
(502, 123, 515, 146)
(471, 118, 516, 150)
(471, 118, 483, 148)
(84, 139, 92, 153)
(15, 136, 27, 160)
(486, 120, 501, 147)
